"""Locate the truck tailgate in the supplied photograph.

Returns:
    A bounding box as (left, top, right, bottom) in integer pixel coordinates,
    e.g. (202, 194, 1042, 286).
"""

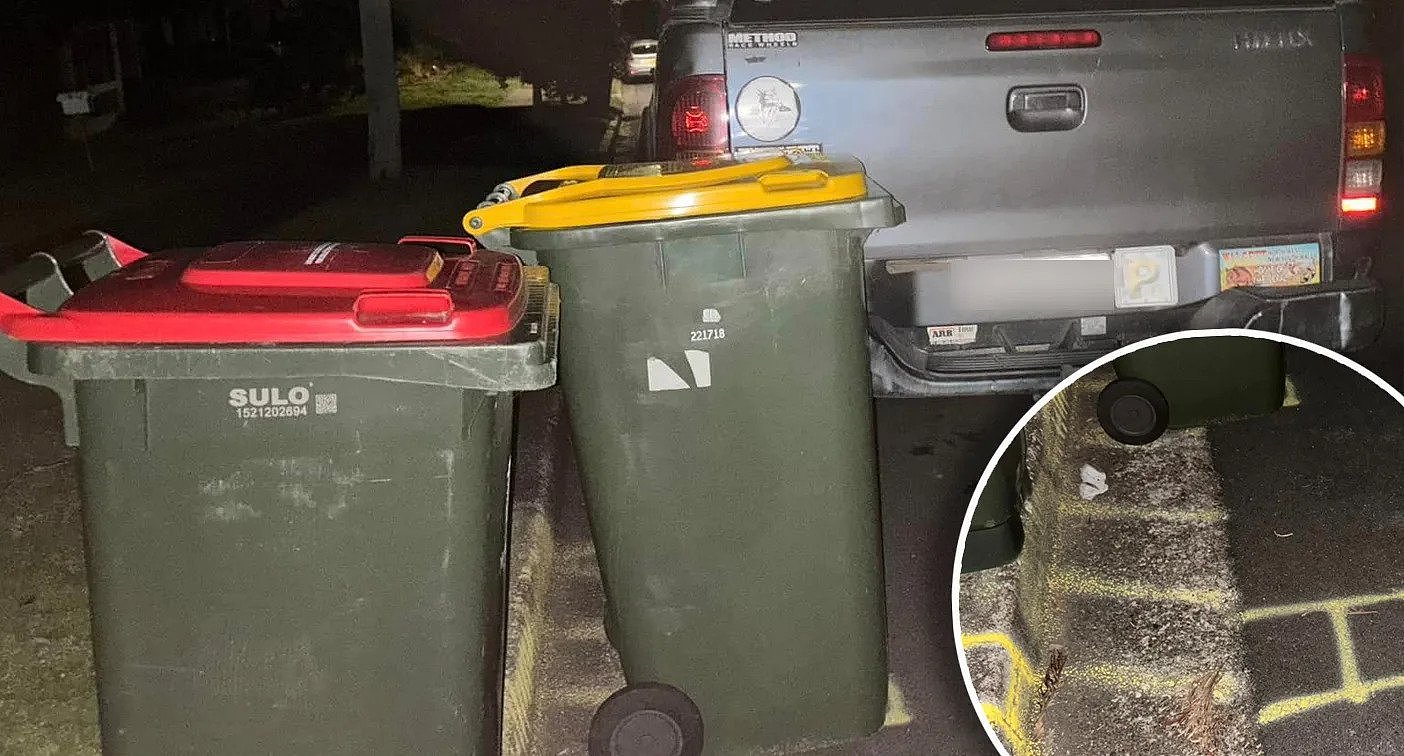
(724, 7, 1344, 261)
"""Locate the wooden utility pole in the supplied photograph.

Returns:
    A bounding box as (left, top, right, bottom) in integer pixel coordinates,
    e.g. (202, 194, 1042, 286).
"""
(358, 0, 402, 180)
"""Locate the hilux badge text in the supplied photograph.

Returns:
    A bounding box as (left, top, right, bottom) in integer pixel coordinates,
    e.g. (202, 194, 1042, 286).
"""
(1234, 29, 1312, 51)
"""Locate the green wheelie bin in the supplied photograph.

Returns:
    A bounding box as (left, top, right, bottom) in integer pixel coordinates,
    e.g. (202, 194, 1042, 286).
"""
(466, 155, 903, 754)
(1097, 334, 1285, 445)
(0, 232, 558, 755)
(962, 438, 1026, 573)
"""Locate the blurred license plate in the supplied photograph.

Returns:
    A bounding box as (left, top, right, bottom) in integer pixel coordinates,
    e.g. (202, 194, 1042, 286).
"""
(1113, 245, 1178, 308)
(1219, 242, 1321, 290)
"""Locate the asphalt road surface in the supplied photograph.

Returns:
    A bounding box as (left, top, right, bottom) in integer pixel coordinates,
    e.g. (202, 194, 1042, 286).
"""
(1213, 347, 1404, 756)
(862, 397, 1029, 754)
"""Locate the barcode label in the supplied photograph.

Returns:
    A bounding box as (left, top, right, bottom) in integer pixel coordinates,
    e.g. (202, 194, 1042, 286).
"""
(315, 394, 338, 415)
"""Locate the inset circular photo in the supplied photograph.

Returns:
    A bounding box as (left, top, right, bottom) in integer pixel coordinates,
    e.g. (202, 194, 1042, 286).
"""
(954, 330, 1404, 756)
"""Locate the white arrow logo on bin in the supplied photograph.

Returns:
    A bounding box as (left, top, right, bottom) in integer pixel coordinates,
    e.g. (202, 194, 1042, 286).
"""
(647, 350, 712, 391)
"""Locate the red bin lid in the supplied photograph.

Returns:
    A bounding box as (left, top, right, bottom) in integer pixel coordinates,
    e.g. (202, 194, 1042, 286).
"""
(1, 239, 527, 345)
(181, 241, 446, 290)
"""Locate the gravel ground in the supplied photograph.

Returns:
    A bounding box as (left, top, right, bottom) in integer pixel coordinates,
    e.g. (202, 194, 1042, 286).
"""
(0, 382, 95, 756)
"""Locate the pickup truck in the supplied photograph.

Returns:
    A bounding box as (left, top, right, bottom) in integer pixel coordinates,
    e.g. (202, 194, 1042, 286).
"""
(642, 0, 1388, 396)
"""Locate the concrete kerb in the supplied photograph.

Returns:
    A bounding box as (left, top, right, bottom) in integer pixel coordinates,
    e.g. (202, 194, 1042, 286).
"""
(502, 389, 569, 756)
(960, 385, 1073, 756)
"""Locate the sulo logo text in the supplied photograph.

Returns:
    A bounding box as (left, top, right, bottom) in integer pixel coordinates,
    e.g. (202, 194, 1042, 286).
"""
(228, 386, 311, 408)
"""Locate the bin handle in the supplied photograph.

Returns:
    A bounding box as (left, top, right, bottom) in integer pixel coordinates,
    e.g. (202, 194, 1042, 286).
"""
(0, 231, 139, 447)
(756, 169, 832, 192)
(488, 165, 610, 199)
(396, 235, 480, 254)
(464, 156, 798, 236)
(0, 230, 146, 318)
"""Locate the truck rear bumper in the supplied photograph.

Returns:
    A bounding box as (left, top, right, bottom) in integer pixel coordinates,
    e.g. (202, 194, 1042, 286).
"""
(870, 278, 1383, 398)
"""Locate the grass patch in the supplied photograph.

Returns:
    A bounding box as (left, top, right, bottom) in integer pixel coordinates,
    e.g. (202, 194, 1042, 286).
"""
(335, 64, 516, 114)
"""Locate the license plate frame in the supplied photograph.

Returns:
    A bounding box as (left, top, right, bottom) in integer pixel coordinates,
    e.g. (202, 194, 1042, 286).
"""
(1219, 242, 1322, 290)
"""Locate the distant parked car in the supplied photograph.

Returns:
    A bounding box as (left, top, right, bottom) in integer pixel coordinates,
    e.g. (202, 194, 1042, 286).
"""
(625, 39, 657, 81)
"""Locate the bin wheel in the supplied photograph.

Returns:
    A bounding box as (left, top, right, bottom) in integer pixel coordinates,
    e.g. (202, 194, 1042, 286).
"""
(588, 682, 703, 756)
(1097, 378, 1170, 446)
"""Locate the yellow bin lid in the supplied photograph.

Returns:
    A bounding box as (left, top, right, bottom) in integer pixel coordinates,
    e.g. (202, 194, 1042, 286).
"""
(463, 154, 870, 237)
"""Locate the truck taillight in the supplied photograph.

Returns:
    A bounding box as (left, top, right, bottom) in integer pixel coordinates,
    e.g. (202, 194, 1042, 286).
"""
(1342, 196, 1380, 214)
(661, 74, 729, 159)
(1342, 54, 1385, 217)
(1345, 55, 1385, 122)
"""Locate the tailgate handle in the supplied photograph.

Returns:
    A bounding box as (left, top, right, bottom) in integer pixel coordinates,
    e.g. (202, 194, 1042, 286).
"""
(1007, 85, 1085, 133)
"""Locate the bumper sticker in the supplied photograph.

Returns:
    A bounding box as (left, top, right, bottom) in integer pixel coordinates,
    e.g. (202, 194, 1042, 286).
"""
(928, 324, 978, 346)
(1080, 316, 1108, 337)
(1220, 242, 1321, 290)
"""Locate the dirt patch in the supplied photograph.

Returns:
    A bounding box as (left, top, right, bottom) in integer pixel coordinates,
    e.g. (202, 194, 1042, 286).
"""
(0, 381, 99, 756)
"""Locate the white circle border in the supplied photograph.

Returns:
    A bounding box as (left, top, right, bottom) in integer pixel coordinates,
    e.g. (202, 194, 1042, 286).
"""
(950, 327, 1404, 755)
